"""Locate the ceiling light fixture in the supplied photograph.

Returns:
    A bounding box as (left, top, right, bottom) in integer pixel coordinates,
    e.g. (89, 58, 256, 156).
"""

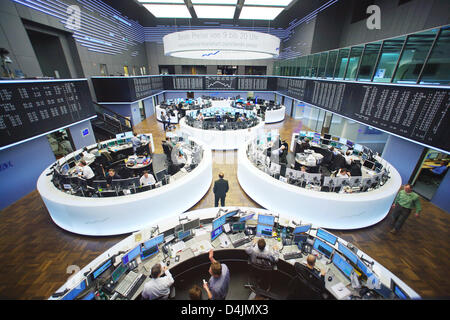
(142, 4, 192, 18)
(163, 29, 280, 60)
(194, 5, 236, 19)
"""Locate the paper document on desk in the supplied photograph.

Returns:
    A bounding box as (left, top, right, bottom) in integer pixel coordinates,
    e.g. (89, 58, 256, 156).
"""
(170, 241, 186, 257)
(190, 240, 213, 256)
(331, 282, 351, 299)
(193, 229, 207, 236)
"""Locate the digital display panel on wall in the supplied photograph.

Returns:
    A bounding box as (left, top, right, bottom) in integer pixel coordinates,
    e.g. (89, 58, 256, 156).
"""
(280, 79, 450, 152)
(0, 79, 95, 150)
(205, 76, 238, 90)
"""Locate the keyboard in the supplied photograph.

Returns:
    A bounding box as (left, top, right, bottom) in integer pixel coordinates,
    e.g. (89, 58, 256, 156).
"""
(126, 274, 147, 300)
(115, 271, 143, 298)
(283, 252, 303, 260)
(233, 237, 251, 248)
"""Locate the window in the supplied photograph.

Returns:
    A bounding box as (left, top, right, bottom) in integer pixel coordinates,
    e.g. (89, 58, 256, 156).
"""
(357, 42, 382, 81)
(306, 55, 314, 77)
(373, 36, 406, 82)
(392, 29, 438, 83)
(345, 46, 364, 80)
(325, 50, 338, 78)
(420, 27, 450, 85)
(310, 54, 320, 77)
(317, 52, 328, 78)
(335, 48, 350, 79)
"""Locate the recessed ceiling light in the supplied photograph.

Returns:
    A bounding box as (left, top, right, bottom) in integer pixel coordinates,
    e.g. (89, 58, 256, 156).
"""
(191, 0, 238, 4)
(244, 0, 293, 6)
(239, 6, 284, 20)
(194, 5, 236, 19)
(143, 4, 192, 18)
(137, 0, 185, 3)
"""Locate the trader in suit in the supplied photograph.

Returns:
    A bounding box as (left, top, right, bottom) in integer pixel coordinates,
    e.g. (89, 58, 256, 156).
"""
(213, 172, 229, 207)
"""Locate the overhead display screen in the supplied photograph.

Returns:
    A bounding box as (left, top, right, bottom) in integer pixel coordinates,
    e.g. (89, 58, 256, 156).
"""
(205, 76, 237, 90)
(279, 79, 450, 152)
(0, 80, 95, 150)
(172, 76, 203, 90)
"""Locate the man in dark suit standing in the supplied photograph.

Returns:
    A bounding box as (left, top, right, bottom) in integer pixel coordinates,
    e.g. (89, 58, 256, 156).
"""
(213, 172, 229, 207)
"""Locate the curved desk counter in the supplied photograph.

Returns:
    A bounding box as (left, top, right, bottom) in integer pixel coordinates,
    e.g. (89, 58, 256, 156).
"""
(179, 117, 265, 150)
(37, 137, 212, 236)
(264, 105, 286, 124)
(49, 207, 420, 300)
(156, 105, 179, 124)
(237, 140, 402, 230)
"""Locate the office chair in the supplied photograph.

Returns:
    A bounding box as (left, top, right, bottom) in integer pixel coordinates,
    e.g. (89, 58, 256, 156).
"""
(244, 255, 277, 292)
(286, 262, 330, 300)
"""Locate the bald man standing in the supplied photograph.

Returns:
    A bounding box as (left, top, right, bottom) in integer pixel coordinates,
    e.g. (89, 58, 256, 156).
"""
(213, 172, 229, 207)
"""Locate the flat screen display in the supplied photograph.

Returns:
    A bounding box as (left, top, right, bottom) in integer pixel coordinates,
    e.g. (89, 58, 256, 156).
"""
(332, 253, 353, 278)
(257, 215, 275, 226)
(0, 80, 95, 150)
(61, 279, 87, 300)
(337, 242, 358, 265)
(122, 245, 141, 265)
(211, 226, 223, 241)
(316, 228, 337, 245)
(144, 234, 164, 249)
(313, 238, 333, 258)
(293, 224, 311, 234)
(212, 216, 226, 230)
(256, 224, 273, 237)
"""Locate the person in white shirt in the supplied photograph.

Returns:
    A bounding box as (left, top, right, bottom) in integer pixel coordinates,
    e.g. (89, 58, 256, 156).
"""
(140, 170, 156, 186)
(78, 160, 95, 185)
(336, 168, 351, 178)
(141, 263, 175, 300)
(344, 150, 353, 166)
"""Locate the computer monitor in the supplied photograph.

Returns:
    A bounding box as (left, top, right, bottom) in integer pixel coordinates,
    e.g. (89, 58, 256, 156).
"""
(323, 134, 331, 140)
(337, 242, 358, 265)
(354, 144, 364, 152)
(316, 228, 337, 245)
(116, 133, 125, 140)
(183, 218, 200, 232)
(299, 131, 306, 137)
(60, 163, 70, 175)
(306, 132, 315, 138)
(293, 224, 312, 234)
(211, 226, 223, 241)
(321, 139, 330, 145)
(82, 292, 95, 300)
(140, 245, 159, 261)
(177, 230, 192, 241)
(212, 215, 226, 230)
(117, 139, 125, 145)
(61, 279, 87, 300)
(347, 140, 354, 148)
(313, 238, 333, 259)
(232, 222, 246, 232)
(240, 213, 255, 222)
(293, 233, 308, 245)
(257, 214, 275, 226)
(124, 131, 134, 138)
(391, 280, 409, 299)
(314, 133, 321, 140)
(331, 136, 339, 142)
(144, 234, 164, 249)
(356, 258, 373, 279)
(225, 210, 240, 219)
(256, 224, 273, 237)
(332, 252, 354, 279)
(330, 141, 337, 147)
(74, 154, 81, 162)
(340, 145, 348, 153)
(122, 245, 141, 265)
(91, 258, 113, 280)
(68, 161, 76, 169)
(363, 160, 375, 170)
(108, 141, 117, 147)
(339, 137, 347, 145)
(111, 263, 127, 283)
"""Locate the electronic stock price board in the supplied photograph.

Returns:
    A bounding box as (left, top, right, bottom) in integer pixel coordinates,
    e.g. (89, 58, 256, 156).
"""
(0, 79, 95, 149)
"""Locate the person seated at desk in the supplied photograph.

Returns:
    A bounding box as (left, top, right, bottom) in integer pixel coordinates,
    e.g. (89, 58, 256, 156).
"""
(305, 254, 326, 280)
(336, 168, 351, 178)
(300, 166, 308, 173)
(131, 132, 142, 154)
(196, 112, 204, 121)
(78, 160, 95, 185)
(245, 238, 279, 266)
(203, 249, 230, 300)
(140, 170, 156, 186)
(349, 160, 362, 177)
(105, 168, 121, 188)
(141, 263, 175, 300)
(189, 285, 203, 300)
(344, 150, 353, 166)
(271, 145, 288, 164)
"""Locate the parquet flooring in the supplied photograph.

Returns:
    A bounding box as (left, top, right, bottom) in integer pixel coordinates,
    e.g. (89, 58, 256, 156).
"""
(0, 114, 448, 299)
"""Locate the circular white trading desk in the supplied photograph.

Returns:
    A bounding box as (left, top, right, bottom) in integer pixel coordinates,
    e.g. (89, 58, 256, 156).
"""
(237, 141, 402, 230)
(49, 206, 420, 300)
(37, 138, 213, 236)
(156, 105, 179, 124)
(264, 105, 286, 124)
(179, 117, 265, 150)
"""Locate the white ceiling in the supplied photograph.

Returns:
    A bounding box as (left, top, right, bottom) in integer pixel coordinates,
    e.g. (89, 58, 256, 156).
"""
(136, 0, 295, 20)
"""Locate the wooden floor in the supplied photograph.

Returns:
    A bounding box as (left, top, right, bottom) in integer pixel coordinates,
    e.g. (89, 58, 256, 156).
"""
(0, 114, 448, 299)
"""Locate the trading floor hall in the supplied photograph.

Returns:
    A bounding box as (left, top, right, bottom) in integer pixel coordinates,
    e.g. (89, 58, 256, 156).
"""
(0, 114, 448, 299)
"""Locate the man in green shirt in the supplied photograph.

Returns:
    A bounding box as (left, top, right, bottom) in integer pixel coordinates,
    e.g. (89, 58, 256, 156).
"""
(390, 184, 421, 234)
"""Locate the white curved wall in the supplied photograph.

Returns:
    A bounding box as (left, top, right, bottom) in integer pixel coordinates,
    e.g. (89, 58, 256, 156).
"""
(265, 105, 286, 123)
(37, 140, 212, 236)
(179, 117, 265, 150)
(237, 142, 402, 230)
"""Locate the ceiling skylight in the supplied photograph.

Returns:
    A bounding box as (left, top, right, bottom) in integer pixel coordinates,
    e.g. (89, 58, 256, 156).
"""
(243, 0, 294, 6)
(239, 6, 284, 20)
(194, 5, 236, 19)
(143, 4, 192, 18)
